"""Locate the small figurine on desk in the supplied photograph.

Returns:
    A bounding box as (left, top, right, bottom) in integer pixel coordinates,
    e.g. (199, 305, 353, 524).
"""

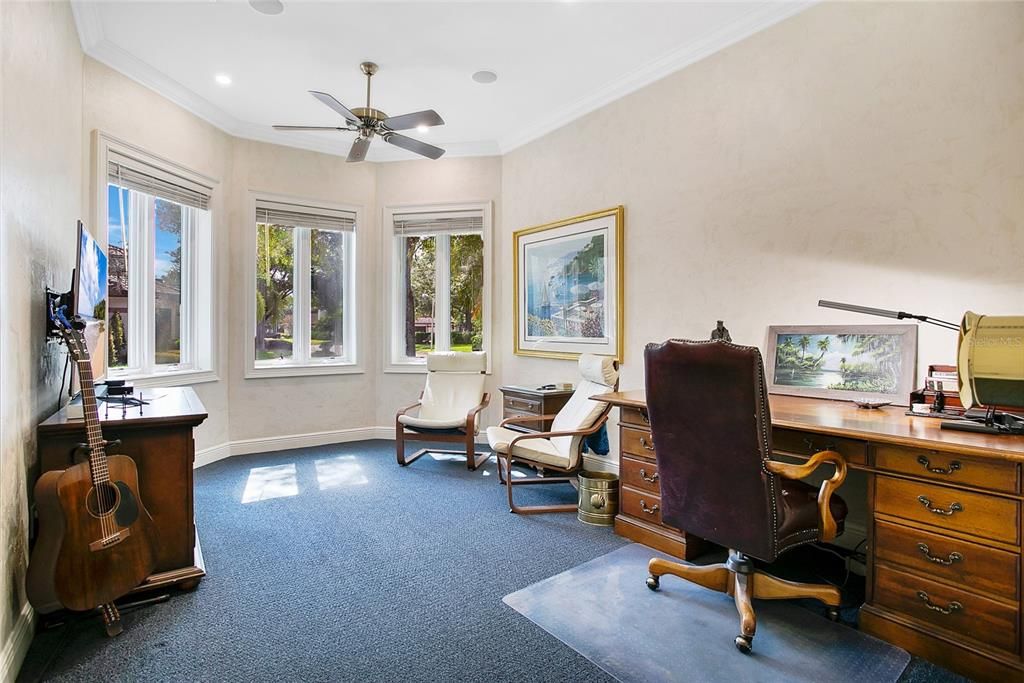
(710, 320, 732, 342)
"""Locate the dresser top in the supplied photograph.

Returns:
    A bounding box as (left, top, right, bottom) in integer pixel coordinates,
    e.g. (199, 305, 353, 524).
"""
(592, 390, 1024, 462)
(39, 386, 208, 433)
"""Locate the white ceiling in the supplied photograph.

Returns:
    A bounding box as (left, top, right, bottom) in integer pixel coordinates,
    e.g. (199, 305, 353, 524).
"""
(72, 1, 811, 162)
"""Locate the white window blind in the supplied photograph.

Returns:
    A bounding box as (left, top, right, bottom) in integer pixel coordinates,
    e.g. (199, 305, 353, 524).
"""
(107, 151, 212, 211)
(393, 210, 483, 236)
(256, 200, 356, 232)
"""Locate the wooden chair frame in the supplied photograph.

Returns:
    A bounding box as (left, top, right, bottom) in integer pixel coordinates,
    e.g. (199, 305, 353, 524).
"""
(395, 392, 492, 470)
(494, 399, 616, 514)
(647, 449, 848, 653)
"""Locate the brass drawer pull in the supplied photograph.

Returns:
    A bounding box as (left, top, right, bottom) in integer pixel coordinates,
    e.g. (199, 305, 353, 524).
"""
(917, 495, 963, 516)
(803, 438, 836, 453)
(639, 499, 659, 515)
(917, 455, 961, 475)
(916, 542, 964, 566)
(640, 411, 650, 425)
(639, 436, 655, 451)
(916, 590, 963, 616)
(638, 468, 659, 483)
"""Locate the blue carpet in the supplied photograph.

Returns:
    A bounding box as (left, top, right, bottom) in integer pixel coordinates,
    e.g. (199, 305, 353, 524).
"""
(18, 440, 965, 682)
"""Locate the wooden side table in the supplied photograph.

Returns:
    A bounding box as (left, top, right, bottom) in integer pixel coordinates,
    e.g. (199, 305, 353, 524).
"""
(498, 385, 574, 433)
(36, 386, 208, 595)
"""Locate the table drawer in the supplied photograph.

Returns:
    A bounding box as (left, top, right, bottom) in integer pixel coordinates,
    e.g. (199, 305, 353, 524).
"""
(875, 476, 1020, 545)
(621, 488, 665, 527)
(875, 445, 1019, 494)
(621, 426, 656, 459)
(874, 564, 1019, 653)
(621, 455, 661, 495)
(874, 520, 1019, 600)
(772, 428, 867, 466)
(620, 406, 650, 428)
(503, 395, 541, 414)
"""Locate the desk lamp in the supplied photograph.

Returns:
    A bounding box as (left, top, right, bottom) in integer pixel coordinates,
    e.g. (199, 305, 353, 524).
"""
(818, 300, 1024, 435)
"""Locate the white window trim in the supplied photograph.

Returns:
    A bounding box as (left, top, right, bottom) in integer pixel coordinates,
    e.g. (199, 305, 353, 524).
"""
(245, 190, 364, 379)
(94, 131, 219, 387)
(382, 201, 493, 374)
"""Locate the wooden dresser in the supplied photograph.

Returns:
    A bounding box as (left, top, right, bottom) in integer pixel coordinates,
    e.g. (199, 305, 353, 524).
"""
(498, 385, 574, 433)
(593, 390, 1024, 683)
(37, 387, 208, 595)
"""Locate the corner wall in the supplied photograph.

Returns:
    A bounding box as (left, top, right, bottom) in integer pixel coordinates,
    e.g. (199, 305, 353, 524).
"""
(0, 1, 84, 677)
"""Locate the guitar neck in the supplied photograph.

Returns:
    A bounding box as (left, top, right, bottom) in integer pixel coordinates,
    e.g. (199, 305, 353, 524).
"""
(76, 357, 110, 485)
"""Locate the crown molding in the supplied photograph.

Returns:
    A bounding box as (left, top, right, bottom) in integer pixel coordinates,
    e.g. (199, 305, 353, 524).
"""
(71, 0, 812, 162)
(497, 1, 816, 154)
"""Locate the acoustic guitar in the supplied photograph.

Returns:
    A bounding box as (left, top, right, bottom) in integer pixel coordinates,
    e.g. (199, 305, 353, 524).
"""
(27, 304, 158, 635)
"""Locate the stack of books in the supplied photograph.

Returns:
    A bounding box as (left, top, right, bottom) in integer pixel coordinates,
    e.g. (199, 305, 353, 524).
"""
(910, 364, 964, 413)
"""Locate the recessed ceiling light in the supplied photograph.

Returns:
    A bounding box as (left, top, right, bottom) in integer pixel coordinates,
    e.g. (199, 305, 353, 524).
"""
(249, 0, 284, 16)
(416, 125, 430, 134)
(215, 73, 232, 86)
(472, 70, 498, 84)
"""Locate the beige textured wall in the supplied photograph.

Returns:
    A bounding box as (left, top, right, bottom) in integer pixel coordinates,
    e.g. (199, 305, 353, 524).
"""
(226, 139, 379, 441)
(81, 58, 234, 451)
(0, 0, 84, 673)
(500, 1, 1024, 464)
(374, 157, 503, 430)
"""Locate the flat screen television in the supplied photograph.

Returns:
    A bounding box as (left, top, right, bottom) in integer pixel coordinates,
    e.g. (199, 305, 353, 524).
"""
(73, 221, 108, 380)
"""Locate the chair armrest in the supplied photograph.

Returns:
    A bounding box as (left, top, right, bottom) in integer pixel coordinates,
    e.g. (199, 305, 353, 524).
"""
(498, 414, 559, 428)
(506, 418, 608, 453)
(465, 393, 491, 433)
(395, 396, 423, 423)
(765, 450, 848, 542)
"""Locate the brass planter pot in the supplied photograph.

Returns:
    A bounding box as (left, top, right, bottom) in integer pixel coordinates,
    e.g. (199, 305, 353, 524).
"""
(577, 470, 619, 526)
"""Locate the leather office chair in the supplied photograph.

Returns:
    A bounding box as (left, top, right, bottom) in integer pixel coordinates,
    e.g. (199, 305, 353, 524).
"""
(643, 339, 848, 654)
(395, 352, 491, 470)
(486, 354, 619, 514)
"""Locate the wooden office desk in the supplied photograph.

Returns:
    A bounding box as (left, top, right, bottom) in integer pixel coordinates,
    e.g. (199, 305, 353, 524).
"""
(593, 390, 1024, 683)
(37, 387, 208, 595)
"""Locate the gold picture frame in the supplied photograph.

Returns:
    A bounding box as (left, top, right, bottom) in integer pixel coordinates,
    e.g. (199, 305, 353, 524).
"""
(513, 206, 624, 361)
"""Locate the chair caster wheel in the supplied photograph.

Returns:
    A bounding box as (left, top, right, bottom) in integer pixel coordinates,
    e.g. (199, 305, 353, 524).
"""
(735, 635, 752, 654)
(827, 607, 840, 622)
(646, 575, 660, 591)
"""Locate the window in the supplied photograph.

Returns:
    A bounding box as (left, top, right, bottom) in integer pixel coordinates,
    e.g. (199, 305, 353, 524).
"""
(103, 141, 215, 385)
(385, 203, 491, 371)
(248, 196, 359, 377)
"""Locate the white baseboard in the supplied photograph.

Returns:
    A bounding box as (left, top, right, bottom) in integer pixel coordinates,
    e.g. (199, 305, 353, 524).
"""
(195, 426, 409, 468)
(1, 602, 34, 683)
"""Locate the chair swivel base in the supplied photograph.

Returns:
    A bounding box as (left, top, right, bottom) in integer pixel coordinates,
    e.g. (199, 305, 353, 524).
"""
(645, 551, 841, 654)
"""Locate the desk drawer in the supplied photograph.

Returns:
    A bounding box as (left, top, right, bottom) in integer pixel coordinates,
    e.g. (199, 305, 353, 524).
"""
(875, 476, 1020, 545)
(874, 520, 1019, 600)
(875, 445, 1019, 494)
(621, 426, 657, 459)
(874, 564, 1019, 653)
(503, 396, 541, 414)
(620, 406, 650, 428)
(621, 488, 665, 526)
(772, 428, 867, 466)
(621, 455, 661, 495)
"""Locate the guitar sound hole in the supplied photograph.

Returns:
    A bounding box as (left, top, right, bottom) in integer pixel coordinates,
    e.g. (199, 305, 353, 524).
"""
(86, 482, 121, 517)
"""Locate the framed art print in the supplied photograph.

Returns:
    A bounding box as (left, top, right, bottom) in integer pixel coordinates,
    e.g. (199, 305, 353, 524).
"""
(513, 206, 623, 361)
(764, 324, 918, 404)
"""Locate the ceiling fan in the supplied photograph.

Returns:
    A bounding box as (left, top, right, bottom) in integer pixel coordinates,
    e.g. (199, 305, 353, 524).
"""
(273, 62, 446, 162)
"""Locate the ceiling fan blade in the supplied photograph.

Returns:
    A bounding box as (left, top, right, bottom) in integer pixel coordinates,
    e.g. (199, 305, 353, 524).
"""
(309, 91, 362, 126)
(382, 110, 445, 131)
(273, 125, 349, 131)
(347, 136, 371, 163)
(384, 133, 445, 160)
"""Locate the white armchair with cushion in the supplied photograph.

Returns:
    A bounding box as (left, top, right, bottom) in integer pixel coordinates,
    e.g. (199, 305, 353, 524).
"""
(486, 354, 619, 514)
(396, 351, 491, 470)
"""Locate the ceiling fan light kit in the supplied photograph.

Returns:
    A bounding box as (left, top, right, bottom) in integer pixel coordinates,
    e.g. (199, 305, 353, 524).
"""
(273, 62, 446, 162)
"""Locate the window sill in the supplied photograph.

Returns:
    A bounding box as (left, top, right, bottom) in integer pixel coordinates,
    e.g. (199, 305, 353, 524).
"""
(245, 362, 364, 379)
(107, 369, 219, 388)
(383, 361, 493, 375)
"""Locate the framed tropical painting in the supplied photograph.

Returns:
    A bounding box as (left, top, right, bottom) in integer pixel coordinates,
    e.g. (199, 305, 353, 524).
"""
(764, 324, 917, 404)
(513, 207, 624, 360)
